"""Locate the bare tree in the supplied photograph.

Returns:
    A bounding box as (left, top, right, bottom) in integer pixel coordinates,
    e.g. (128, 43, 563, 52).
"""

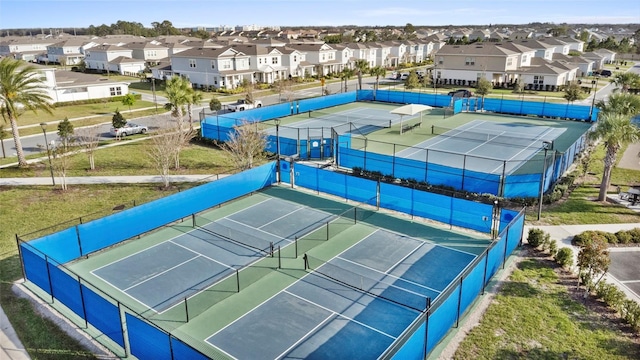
(274, 79, 295, 102)
(50, 139, 75, 191)
(75, 126, 101, 170)
(222, 120, 267, 170)
(146, 120, 183, 188)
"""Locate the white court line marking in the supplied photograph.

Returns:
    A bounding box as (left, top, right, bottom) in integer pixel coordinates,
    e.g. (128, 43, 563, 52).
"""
(284, 290, 396, 339)
(169, 239, 235, 270)
(336, 255, 441, 295)
(395, 120, 489, 159)
(377, 228, 481, 257)
(621, 280, 640, 284)
(274, 302, 337, 359)
(489, 127, 557, 174)
(259, 207, 306, 229)
(222, 217, 289, 243)
(123, 255, 201, 292)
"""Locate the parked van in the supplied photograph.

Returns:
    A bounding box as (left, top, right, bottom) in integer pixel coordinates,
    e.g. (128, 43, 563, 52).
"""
(400, 73, 410, 80)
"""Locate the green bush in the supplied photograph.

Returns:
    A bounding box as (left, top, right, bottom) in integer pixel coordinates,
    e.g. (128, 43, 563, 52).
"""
(628, 228, 640, 243)
(555, 247, 573, 268)
(574, 230, 618, 246)
(548, 239, 558, 256)
(54, 93, 142, 107)
(622, 299, 640, 332)
(615, 230, 633, 244)
(595, 282, 626, 312)
(527, 228, 546, 248)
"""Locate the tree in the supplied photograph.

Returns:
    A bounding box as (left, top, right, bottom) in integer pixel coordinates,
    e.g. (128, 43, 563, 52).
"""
(57, 117, 74, 147)
(563, 82, 585, 103)
(610, 72, 640, 93)
(354, 59, 369, 91)
(186, 89, 203, 131)
(369, 66, 386, 99)
(475, 77, 493, 110)
(577, 235, 610, 295)
(59, 56, 67, 70)
(589, 112, 640, 201)
(75, 126, 101, 170)
(112, 109, 126, 128)
(596, 92, 640, 117)
(164, 76, 194, 169)
(0, 57, 54, 166)
(340, 68, 355, 92)
(121, 93, 136, 112)
(404, 71, 419, 89)
(146, 120, 183, 189)
(51, 136, 74, 191)
(242, 79, 256, 105)
(209, 97, 222, 112)
(273, 79, 295, 102)
(164, 75, 191, 128)
(222, 121, 267, 170)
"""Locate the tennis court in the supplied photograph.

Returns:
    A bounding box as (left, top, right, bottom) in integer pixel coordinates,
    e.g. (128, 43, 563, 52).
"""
(206, 227, 476, 359)
(395, 119, 565, 174)
(272, 106, 423, 138)
(90, 197, 337, 313)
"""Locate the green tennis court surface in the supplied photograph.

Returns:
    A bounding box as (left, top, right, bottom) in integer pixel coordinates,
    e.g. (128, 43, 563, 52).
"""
(69, 186, 490, 359)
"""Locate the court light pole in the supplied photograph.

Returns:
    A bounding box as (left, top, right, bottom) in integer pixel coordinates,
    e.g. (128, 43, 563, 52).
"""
(40, 122, 55, 186)
(537, 141, 553, 220)
(275, 118, 281, 183)
(589, 79, 598, 119)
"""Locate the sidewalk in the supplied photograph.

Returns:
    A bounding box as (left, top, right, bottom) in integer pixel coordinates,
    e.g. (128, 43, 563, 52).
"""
(0, 305, 29, 360)
(0, 174, 224, 186)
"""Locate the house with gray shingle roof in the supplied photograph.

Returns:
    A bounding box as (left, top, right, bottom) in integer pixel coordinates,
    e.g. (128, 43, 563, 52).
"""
(84, 44, 145, 75)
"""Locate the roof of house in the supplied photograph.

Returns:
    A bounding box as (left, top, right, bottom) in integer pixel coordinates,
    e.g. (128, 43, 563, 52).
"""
(437, 44, 519, 56)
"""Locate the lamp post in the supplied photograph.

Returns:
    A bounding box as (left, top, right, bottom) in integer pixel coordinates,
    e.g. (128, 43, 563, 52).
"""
(589, 79, 598, 119)
(39, 122, 55, 186)
(274, 118, 281, 182)
(537, 141, 553, 220)
(492, 200, 499, 240)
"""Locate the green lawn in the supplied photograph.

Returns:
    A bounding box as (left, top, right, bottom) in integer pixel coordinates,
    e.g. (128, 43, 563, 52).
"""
(453, 258, 640, 359)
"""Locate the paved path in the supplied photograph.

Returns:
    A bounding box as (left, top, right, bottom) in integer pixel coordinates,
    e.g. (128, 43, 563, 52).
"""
(0, 174, 224, 186)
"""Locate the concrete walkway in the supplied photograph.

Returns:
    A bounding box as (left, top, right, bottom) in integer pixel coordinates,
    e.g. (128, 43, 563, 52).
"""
(0, 174, 224, 186)
(0, 306, 29, 360)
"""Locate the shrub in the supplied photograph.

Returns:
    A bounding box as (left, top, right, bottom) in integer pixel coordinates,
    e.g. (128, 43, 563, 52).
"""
(555, 247, 573, 268)
(573, 230, 617, 246)
(615, 230, 633, 245)
(548, 239, 558, 257)
(595, 282, 626, 313)
(628, 228, 640, 243)
(622, 300, 640, 332)
(527, 228, 546, 248)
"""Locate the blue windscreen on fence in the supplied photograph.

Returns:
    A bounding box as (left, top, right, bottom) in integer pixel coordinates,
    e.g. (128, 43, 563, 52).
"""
(21, 244, 51, 295)
(49, 264, 84, 320)
(480, 98, 594, 121)
(27, 227, 80, 264)
(126, 313, 172, 360)
(296, 92, 357, 113)
(170, 337, 210, 360)
(83, 285, 125, 348)
(485, 236, 507, 281)
(294, 163, 377, 205)
(75, 162, 276, 257)
(451, 198, 493, 233)
(391, 322, 426, 360)
(459, 254, 486, 315)
(364, 90, 451, 107)
(426, 284, 461, 354)
(505, 214, 524, 256)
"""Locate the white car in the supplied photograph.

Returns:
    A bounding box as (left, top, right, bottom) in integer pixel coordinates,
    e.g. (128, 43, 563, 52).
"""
(110, 122, 148, 137)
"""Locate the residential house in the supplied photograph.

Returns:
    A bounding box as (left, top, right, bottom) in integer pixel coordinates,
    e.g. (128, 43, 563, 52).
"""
(279, 46, 308, 78)
(517, 57, 579, 90)
(45, 38, 97, 66)
(123, 41, 170, 66)
(0, 36, 55, 61)
(84, 44, 146, 75)
(287, 43, 340, 77)
(345, 43, 377, 68)
(33, 64, 130, 103)
(404, 40, 427, 63)
(331, 44, 354, 72)
(230, 44, 288, 83)
(553, 53, 594, 77)
(594, 48, 617, 63)
(434, 43, 521, 86)
(169, 47, 253, 90)
(582, 52, 607, 70)
(516, 39, 558, 60)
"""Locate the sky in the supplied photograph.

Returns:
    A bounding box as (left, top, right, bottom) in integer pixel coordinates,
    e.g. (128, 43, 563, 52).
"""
(0, 0, 639, 30)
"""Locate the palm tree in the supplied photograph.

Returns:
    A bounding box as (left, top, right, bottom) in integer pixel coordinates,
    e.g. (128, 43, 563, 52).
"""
(354, 59, 370, 91)
(609, 72, 640, 93)
(340, 68, 355, 92)
(595, 93, 640, 117)
(186, 89, 203, 131)
(0, 57, 53, 166)
(369, 66, 386, 99)
(163, 75, 191, 127)
(589, 112, 640, 201)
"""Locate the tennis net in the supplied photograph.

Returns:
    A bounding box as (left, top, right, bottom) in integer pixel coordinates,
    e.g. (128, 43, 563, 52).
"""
(305, 255, 429, 313)
(193, 215, 274, 257)
(309, 110, 392, 128)
(431, 125, 551, 148)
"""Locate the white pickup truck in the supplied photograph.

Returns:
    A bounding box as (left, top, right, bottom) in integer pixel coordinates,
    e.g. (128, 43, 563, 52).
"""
(227, 99, 263, 112)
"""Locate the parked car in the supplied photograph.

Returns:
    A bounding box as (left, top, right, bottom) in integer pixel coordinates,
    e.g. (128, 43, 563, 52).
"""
(227, 99, 263, 112)
(110, 122, 148, 137)
(400, 73, 410, 80)
(448, 89, 473, 97)
(599, 69, 612, 77)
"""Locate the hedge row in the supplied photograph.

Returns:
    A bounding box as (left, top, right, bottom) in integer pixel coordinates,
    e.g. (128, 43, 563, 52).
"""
(573, 228, 640, 246)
